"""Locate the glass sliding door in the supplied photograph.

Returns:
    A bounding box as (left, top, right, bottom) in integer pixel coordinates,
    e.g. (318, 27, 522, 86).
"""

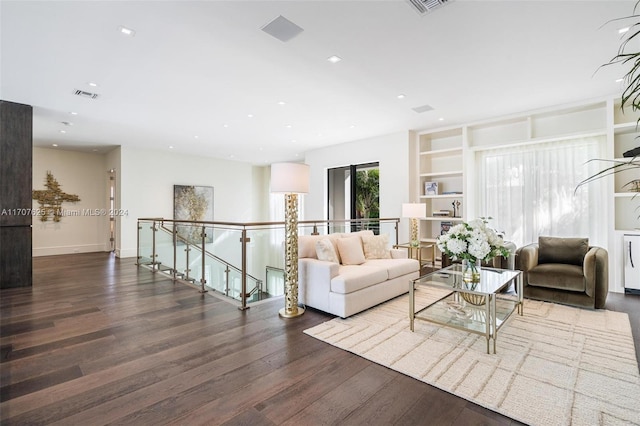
(327, 162, 379, 233)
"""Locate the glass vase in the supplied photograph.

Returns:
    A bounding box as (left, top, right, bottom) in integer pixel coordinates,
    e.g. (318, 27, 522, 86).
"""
(462, 259, 481, 283)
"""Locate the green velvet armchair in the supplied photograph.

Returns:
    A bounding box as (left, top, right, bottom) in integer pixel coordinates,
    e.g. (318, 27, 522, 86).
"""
(516, 236, 608, 309)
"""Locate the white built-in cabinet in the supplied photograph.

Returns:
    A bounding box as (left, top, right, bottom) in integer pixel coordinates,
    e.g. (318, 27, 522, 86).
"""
(411, 97, 640, 293)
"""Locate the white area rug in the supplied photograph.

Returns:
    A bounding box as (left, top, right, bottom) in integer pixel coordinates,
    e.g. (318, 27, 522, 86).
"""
(304, 288, 640, 426)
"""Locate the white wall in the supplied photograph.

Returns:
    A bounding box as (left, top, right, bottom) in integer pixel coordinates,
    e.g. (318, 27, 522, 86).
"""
(118, 146, 262, 258)
(32, 147, 110, 256)
(304, 131, 412, 243)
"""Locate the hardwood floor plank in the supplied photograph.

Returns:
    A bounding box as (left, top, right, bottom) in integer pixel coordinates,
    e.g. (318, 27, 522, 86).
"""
(0, 252, 637, 426)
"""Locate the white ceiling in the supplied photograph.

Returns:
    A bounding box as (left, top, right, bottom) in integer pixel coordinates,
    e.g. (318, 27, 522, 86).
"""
(0, 0, 634, 165)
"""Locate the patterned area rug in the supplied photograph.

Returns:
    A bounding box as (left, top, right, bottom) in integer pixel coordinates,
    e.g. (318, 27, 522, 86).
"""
(304, 287, 640, 426)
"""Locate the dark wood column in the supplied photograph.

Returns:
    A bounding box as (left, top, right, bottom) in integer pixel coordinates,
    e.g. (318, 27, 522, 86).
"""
(0, 100, 33, 288)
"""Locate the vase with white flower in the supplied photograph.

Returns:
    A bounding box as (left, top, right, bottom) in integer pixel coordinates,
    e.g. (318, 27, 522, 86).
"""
(436, 218, 510, 284)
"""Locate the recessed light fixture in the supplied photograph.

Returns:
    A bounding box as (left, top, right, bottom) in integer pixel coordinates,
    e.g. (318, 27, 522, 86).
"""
(349, 125, 356, 129)
(118, 25, 136, 36)
(229, 154, 235, 159)
(278, 101, 286, 106)
(616, 78, 624, 83)
(291, 139, 297, 143)
(327, 55, 342, 64)
(88, 82, 98, 87)
(52, 143, 58, 147)
(285, 124, 292, 128)
(223, 124, 229, 128)
(438, 117, 444, 121)
(397, 94, 406, 99)
(247, 114, 254, 118)
(69, 111, 78, 115)
(194, 135, 199, 139)
(169, 145, 174, 149)
(619, 27, 630, 34)
(59, 130, 66, 134)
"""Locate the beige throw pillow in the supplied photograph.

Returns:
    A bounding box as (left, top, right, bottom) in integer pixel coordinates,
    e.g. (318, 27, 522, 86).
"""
(336, 236, 366, 265)
(362, 234, 391, 259)
(315, 238, 340, 263)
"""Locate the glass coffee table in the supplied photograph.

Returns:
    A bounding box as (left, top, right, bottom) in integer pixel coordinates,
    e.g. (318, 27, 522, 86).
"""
(409, 263, 523, 354)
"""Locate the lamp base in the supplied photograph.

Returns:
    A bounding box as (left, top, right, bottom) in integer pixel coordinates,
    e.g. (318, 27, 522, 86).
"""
(279, 306, 305, 318)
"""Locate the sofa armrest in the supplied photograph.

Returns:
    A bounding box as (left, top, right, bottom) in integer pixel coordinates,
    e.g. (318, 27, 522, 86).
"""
(390, 248, 408, 259)
(516, 244, 539, 288)
(298, 258, 339, 312)
(583, 247, 608, 307)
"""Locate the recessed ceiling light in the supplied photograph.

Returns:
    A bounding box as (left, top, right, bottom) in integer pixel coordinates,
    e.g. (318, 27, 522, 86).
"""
(285, 124, 292, 128)
(291, 139, 297, 143)
(438, 117, 444, 121)
(278, 101, 286, 105)
(118, 25, 136, 36)
(59, 130, 66, 134)
(247, 114, 254, 118)
(619, 27, 630, 34)
(194, 135, 199, 139)
(52, 143, 58, 147)
(229, 154, 235, 159)
(616, 78, 624, 83)
(327, 55, 342, 64)
(397, 94, 406, 99)
(223, 124, 229, 128)
(169, 145, 174, 149)
(69, 111, 78, 115)
(349, 125, 356, 128)
(88, 82, 98, 87)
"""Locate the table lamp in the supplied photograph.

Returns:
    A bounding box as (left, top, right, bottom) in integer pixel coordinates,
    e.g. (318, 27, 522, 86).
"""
(402, 203, 426, 247)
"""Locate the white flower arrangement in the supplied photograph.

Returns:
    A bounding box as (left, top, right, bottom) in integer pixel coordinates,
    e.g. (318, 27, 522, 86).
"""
(436, 218, 510, 263)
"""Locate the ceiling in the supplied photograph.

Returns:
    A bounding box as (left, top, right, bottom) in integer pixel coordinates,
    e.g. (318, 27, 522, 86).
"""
(0, 0, 634, 165)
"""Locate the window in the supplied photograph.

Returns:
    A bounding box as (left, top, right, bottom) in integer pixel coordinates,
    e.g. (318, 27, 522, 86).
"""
(476, 136, 606, 247)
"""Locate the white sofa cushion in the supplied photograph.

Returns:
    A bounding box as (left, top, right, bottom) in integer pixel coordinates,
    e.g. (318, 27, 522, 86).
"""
(331, 265, 388, 294)
(336, 236, 366, 265)
(299, 235, 323, 259)
(365, 258, 420, 280)
(362, 234, 391, 259)
(316, 238, 340, 263)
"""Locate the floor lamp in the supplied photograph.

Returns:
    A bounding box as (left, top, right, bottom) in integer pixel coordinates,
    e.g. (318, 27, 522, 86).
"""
(270, 162, 310, 318)
(402, 203, 426, 247)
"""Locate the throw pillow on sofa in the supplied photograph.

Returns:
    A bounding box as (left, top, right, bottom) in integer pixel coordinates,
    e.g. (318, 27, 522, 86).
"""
(362, 234, 391, 259)
(316, 238, 340, 263)
(336, 236, 366, 265)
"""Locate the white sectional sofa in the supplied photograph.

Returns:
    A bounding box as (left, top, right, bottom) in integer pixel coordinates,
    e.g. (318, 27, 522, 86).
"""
(298, 230, 420, 318)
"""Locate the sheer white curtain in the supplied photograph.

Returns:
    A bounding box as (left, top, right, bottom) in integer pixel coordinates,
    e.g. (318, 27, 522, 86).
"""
(476, 136, 606, 248)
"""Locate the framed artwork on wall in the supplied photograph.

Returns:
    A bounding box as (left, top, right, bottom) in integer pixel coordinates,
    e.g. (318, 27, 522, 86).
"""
(173, 185, 214, 244)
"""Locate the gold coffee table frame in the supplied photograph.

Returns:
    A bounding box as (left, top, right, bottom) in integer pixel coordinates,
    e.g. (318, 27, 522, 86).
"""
(409, 264, 523, 354)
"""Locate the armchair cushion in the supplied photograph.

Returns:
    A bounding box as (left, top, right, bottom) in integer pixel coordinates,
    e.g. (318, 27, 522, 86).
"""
(538, 236, 588, 266)
(528, 263, 585, 292)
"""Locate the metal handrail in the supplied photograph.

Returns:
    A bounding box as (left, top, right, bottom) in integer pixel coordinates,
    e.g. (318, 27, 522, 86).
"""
(137, 217, 401, 310)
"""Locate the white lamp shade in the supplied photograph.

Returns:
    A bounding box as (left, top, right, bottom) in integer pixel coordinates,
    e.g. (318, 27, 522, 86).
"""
(402, 202, 426, 218)
(270, 162, 310, 194)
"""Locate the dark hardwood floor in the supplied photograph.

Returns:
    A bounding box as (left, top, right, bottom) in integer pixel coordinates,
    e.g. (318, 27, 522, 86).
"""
(0, 252, 638, 425)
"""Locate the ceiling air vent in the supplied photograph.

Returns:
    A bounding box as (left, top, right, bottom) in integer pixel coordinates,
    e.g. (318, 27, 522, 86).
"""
(73, 89, 99, 99)
(412, 104, 434, 114)
(407, 0, 453, 16)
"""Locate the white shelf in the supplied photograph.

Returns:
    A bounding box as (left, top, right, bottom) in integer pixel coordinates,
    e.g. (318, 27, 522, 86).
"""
(420, 193, 463, 199)
(614, 122, 639, 135)
(419, 171, 463, 178)
(615, 192, 639, 198)
(419, 147, 463, 156)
